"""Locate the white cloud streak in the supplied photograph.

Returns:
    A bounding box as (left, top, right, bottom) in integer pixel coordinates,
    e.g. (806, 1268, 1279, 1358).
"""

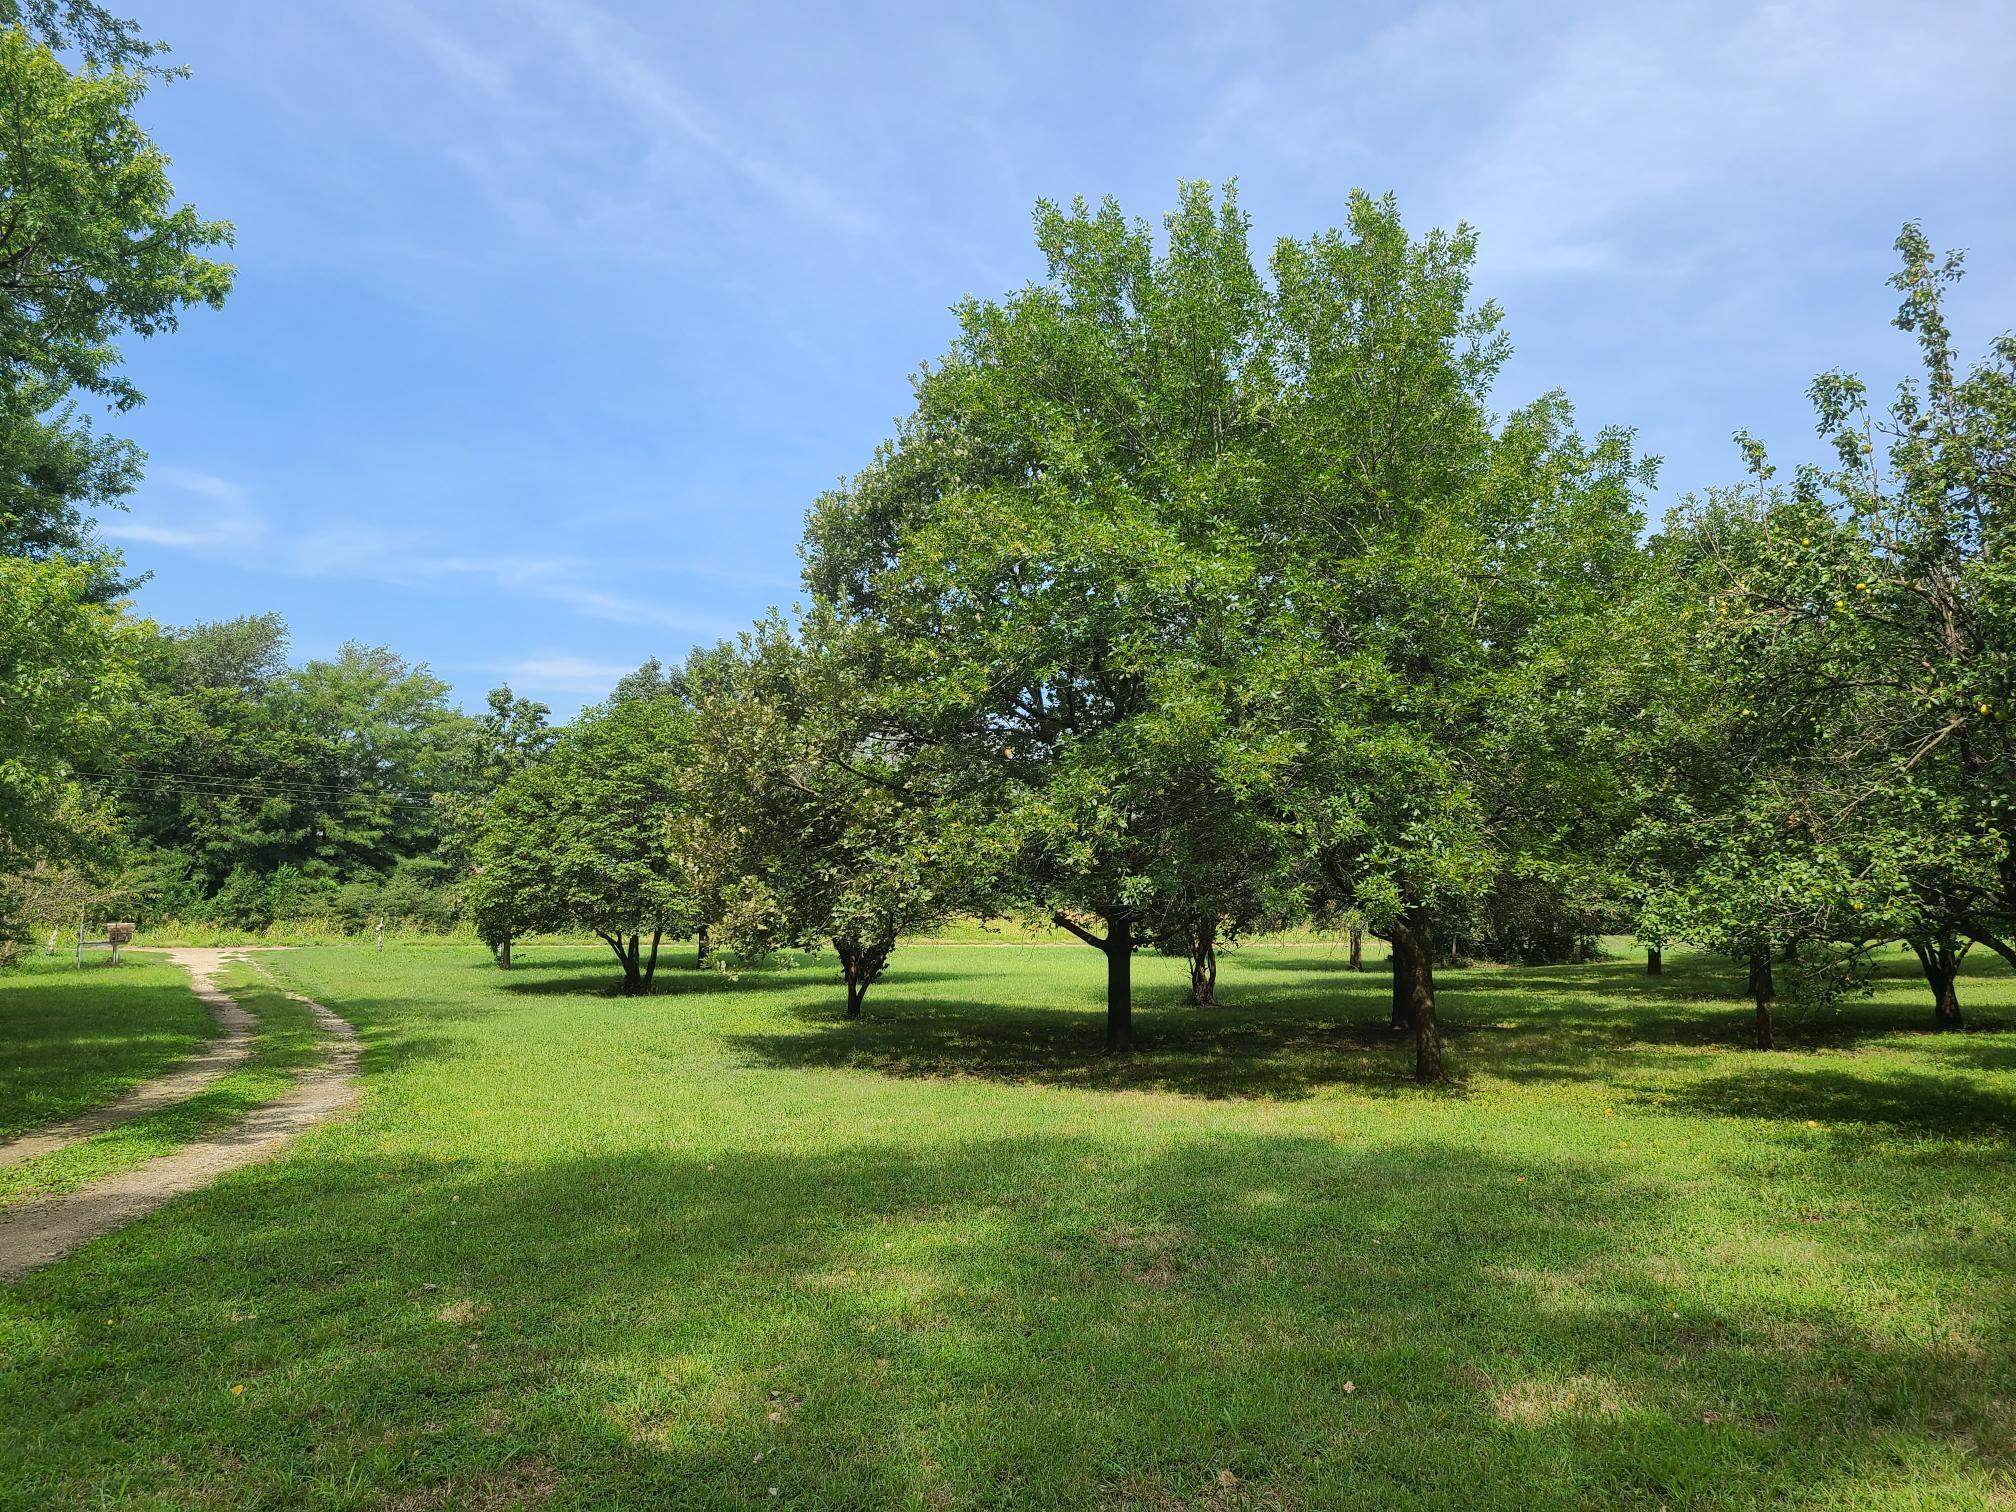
(113, 469, 748, 641)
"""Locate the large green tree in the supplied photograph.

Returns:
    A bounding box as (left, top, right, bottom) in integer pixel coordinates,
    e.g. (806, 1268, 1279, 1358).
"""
(803, 184, 1294, 1051)
(1248, 197, 1654, 1080)
(804, 186, 1652, 1072)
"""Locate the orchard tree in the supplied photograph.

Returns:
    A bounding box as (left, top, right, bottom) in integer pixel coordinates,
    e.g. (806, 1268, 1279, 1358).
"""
(1655, 227, 2015, 1030)
(1248, 197, 1655, 1080)
(803, 184, 1290, 1051)
(687, 616, 987, 1017)
(469, 691, 698, 995)
(1799, 227, 2014, 990)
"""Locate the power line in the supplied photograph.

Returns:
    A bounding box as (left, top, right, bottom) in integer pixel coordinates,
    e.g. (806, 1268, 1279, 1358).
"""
(73, 769, 478, 811)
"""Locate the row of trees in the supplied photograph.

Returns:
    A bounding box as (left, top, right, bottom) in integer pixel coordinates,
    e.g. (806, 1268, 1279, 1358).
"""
(465, 187, 2012, 1080)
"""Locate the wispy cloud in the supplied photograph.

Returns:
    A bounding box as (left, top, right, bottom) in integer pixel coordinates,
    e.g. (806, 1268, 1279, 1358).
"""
(116, 469, 745, 640)
(102, 468, 270, 552)
(377, 0, 877, 253)
(505, 655, 635, 693)
(525, 0, 877, 239)
(1440, 0, 2016, 278)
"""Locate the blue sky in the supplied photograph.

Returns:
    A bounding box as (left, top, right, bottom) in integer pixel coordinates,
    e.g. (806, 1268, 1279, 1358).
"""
(101, 0, 2016, 714)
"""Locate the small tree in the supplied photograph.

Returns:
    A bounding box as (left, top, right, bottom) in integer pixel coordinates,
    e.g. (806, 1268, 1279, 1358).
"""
(470, 693, 698, 995)
(687, 616, 983, 1017)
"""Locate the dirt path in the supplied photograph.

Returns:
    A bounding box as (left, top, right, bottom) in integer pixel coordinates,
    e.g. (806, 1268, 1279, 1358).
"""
(0, 958, 359, 1283)
(0, 948, 259, 1169)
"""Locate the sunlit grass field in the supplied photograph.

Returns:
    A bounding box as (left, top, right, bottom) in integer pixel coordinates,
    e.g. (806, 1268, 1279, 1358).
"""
(2, 941, 2012, 1507)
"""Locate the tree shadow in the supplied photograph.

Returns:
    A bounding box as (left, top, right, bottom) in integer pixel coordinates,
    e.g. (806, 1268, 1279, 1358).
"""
(5, 1134, 2007, 1505)
(729, 990, 1553, 1100)
(1637, 1064, 2016, 1139)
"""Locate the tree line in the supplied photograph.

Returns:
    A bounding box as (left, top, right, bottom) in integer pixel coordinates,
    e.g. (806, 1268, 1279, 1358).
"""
(469, 188, 2011, 1081)
(1, 10, 2009, 1081)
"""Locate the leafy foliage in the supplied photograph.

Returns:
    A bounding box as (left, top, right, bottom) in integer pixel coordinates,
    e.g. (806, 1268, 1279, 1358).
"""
(470, 692, 701, 993)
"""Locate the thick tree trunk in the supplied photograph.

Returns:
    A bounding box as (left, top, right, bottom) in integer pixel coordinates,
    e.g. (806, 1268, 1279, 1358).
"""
(1646, 946, 1661, 976)
(1188, 923, 1217, 1006)
(1389, 928, 1414, 1031)
(497, 934, 512, 970)
(696, 923, 711, 969)
(1397, 912, 1447, 1082)
(1106, 913, 1134, 1051)
(1748, 945, 1775, 1050)
(1912, 935, 1963, 1031)
(642, 929, 662, 992)
(1051, 909, 1134, 1051)
(1349, 925, 1364, 972)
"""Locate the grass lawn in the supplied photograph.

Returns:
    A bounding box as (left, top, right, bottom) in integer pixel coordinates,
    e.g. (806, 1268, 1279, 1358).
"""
(0, 956, 214, 1142)
(1, 941, 2012, 1507)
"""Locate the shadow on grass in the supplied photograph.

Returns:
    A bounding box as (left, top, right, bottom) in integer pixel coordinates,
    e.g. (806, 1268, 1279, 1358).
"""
(715, 943, 2016, 1100)
(5, 1133, 2007, 1506)
(1642, 1064, 2015, 1138)
(0, 970, 214, 1140)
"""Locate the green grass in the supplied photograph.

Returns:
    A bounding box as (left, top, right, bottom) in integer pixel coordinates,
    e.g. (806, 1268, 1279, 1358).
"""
(0, 956, 214, 1141)
(1, 941, 2012, 1507)
(0, 963, 324, 1208)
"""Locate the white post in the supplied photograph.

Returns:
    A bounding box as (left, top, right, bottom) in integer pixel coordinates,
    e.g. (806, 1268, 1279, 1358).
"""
(375, 919, 384, 953)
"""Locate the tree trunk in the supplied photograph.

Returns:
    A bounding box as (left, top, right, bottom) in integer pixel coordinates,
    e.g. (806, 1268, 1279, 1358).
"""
(837, 937, 865, 1019)
(1397, 912, 1447, 1082)
(1912, 935, 1963, 1031)
(696, 922, 711, 968)
(1188, 922, 1217, 1006)
(834, 934, 893, 1019)
(1348, 925, 1363, 972)
(598, 930, 641, 994)
(1106, 913, 1134, 1051)
(1646, 946, 1661, 976)
(1051, 909, 1134, 1051)
(1389, 928, 1414, 1031)
(642, 929, 662, 993)
(497, 934, 512, 970)
(1748, 945, 1775, 1050)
